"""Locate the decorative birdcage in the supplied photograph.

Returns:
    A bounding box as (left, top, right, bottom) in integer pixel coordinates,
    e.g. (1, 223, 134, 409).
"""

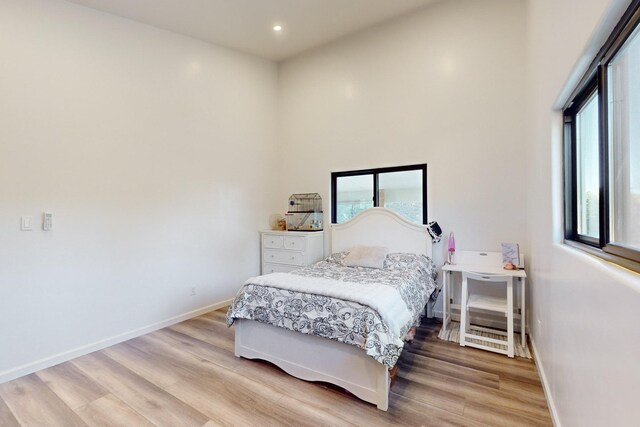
(285, 193, 323, 231)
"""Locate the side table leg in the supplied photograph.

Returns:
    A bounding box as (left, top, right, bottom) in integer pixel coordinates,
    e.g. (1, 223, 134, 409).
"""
(507, 277, 514, 358)
(521, 278, 526, 348)
(442, 271, 449, 334)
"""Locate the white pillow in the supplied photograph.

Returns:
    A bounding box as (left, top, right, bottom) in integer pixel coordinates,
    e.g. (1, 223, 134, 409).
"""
(343, 246, 389, 269)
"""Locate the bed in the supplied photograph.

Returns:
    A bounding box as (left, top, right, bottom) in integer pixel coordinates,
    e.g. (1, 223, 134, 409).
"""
(226, 208, 437, 410)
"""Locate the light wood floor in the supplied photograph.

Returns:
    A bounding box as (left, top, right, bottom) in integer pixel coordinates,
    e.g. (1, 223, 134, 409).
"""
(0, 309, 552, 426)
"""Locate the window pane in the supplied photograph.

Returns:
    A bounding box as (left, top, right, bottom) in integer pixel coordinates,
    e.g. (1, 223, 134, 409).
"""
(379, 170, 423, 223)
(576, 92, 600, 238)
(607, 24, 640, 251)
(335, 174, 373, 223)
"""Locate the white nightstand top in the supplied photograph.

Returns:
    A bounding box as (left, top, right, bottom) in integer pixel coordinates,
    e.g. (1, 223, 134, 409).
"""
(442, 250, 527, 278)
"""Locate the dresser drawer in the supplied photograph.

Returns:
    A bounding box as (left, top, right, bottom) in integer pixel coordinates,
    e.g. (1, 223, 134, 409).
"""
(263, 249, 304, 266)
(262, 263, 300, 274)
(284, 236, 306, 251)
(263, 235, 284, 249)
(260, 230, 323, 275)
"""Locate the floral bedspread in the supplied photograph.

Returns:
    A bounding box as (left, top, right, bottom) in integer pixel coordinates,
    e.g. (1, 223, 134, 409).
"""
(226, 253, 437, 368)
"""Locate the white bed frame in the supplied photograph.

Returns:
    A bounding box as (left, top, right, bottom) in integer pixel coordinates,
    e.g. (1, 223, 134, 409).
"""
(234, 208, 433, 410)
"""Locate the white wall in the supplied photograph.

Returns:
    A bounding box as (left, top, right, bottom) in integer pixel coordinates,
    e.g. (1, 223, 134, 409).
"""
(278, 0, 527, 296)
(0, 0, 279, 381)
(525, 0, 640, 425)
(4, 3, 639, 424)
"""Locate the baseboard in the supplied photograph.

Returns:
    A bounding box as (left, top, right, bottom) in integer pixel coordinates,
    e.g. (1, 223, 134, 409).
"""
(0, 298, 233, 385)
(530, 336, 561, 427)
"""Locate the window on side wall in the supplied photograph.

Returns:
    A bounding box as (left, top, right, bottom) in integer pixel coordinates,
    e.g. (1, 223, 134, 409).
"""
(563, 1, 640, 271)
(331, 164, 427, 224)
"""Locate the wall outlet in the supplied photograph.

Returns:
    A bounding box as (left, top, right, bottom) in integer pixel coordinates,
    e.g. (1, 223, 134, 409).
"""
(190, 286, 196, 296)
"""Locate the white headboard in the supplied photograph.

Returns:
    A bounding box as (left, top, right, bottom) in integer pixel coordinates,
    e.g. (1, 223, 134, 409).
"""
(331, 208, 432, 258)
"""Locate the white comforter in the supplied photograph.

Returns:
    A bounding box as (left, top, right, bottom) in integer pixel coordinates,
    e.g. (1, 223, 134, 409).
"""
(246, 272, 411, 339)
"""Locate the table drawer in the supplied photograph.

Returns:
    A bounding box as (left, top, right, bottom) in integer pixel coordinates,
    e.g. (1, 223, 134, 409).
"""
(284, 236, 306, 251)
(262, 263, 300, 274)
(263, 249, 304, 266)
(263, 235, 284, 249)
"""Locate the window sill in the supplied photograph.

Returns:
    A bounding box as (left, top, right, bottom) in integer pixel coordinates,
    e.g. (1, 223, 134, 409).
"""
(564, 239, 640, 275)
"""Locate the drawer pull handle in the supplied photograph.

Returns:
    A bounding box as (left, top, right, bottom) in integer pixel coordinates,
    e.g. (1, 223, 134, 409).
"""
(291, 256, 295, 260)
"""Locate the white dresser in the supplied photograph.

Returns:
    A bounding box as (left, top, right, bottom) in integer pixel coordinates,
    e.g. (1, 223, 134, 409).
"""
(261, 231, 324, 274)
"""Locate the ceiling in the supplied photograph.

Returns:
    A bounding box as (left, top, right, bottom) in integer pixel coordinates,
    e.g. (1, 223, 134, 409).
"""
(65, 0, 436, 61)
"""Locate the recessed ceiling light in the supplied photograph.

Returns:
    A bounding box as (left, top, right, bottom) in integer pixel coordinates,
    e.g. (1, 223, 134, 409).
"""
(273, 25, 283, 32)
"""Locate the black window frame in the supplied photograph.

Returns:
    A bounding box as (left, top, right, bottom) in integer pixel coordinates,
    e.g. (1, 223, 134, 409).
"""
(563, 0, 640, 271)
(331, 164, 427, 224)
(563, 78, 600, 247)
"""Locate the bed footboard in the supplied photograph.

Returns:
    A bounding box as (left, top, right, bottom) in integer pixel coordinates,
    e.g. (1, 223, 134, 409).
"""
(234, 318, 390, 410)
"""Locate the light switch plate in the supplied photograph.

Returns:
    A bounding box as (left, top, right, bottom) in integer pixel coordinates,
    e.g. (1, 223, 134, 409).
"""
(43, 212, 53, 231)
(21, 216, 33, 231)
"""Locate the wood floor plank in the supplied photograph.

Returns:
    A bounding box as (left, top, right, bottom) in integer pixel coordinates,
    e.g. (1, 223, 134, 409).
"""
(150, 329, 398, 427)
(75, 394, 154, 427)
(400, 343, 550, 418)
(169, 319, 234, 352)
(167, 378, 326, 427)
(400, 360, 552, 422)
(191, 315, 234, 338)
(149, 327, 475, 427)
(499, 376, 549, 404)
(204, 310, 228, 323)
(131, 335, 285, 405)
(137, 342, 297, 426)
(463, 400, 552, 427)
(114, 333, 336, 426)
(407, 340, 542, 384)
(101, 341, 185, 389)
(0, 309, 551, 427)
(72, 352, 209, 427)
(399, 349, 500, 389)
(0, 395, 20, 427)
(410, 341, 540, 376)
(158, 319, 549, 426)
(36, 362, 108, 410)
(391, 375, 466, 415)
(148, 328, 411, 425)
(387, 393, 488, 427)
(0, 374, 86, 427)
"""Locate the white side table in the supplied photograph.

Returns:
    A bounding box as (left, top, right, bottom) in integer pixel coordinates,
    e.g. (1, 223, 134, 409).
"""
(441, 251, 527, 348)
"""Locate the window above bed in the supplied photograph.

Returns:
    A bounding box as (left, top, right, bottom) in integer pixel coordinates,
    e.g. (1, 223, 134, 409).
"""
(331, 164, 427, 224)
